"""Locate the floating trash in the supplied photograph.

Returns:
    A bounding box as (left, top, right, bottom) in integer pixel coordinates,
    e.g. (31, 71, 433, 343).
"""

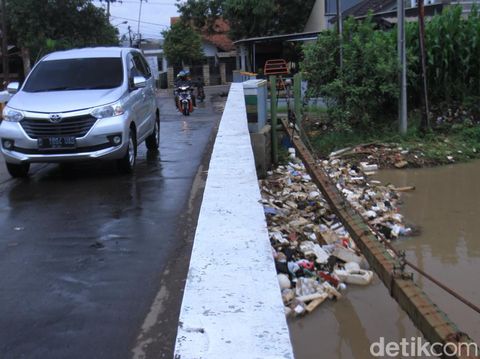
(261, 148, 412, 317)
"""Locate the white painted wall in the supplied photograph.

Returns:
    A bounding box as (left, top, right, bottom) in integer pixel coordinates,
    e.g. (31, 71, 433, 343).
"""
(304, 0, 327, 32)
(174, 83, 294, 359)
(202, 41, 218, 58)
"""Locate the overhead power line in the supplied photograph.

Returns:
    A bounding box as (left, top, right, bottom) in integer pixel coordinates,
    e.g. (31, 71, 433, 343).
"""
(114, 0, 176, 4)
(110, 15, 169, 27)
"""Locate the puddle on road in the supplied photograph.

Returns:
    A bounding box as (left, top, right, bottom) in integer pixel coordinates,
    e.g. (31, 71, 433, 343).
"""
(290, 160, 480, 358)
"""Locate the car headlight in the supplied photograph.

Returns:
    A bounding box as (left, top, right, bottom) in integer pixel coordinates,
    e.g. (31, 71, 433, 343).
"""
(2, 107, 24, 122)
(91, 102, 125, 119)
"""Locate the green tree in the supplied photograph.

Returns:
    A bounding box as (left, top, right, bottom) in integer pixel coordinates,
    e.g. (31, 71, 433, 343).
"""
(223, 0, 275, 39)
(177, 0, 223, 31)
(301, 6, 480, 132)
(162, 21, 204, 66)
(98, 0, 120, 18)
(7, 0, 118, 74)
(176, 0, 315, 39)
(302, 16, 398, 131)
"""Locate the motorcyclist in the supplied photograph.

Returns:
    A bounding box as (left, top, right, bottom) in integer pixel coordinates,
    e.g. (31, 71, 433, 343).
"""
(174, 70, 196, 107)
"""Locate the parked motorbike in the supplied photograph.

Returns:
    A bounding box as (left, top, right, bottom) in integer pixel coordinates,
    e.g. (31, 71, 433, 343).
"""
(175, 85, 194, 116)
(196, 78, 205, 102)
(197, 85, 205, 102)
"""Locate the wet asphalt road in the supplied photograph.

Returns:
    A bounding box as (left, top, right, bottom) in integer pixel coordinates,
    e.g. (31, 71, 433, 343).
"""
(0, 87, 226, 359)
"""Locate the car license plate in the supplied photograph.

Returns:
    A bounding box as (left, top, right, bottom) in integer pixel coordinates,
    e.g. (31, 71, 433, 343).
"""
(38, 136, 76, 149)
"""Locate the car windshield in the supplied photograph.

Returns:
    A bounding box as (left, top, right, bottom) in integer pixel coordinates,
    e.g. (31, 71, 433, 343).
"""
(23, 57, 123, 92)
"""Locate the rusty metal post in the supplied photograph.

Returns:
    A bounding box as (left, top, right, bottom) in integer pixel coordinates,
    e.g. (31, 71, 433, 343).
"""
(398, 0, 407, 135)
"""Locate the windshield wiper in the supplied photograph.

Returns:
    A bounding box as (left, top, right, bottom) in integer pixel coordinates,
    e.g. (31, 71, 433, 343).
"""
(29, 86, 71, 92)
(69, 85, 115, 90)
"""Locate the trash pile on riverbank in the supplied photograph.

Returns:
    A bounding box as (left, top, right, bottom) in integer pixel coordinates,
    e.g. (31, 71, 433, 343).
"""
(323, 157, 413, 240)
(260, 149, 412, 317)
(328, 143, 430, 169)
(303, 112, 480, 169)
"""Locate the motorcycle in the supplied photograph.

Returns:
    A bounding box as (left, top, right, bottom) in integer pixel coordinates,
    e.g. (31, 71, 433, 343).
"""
(197, 85, 205, 102)
(196, 79, 205, 102)
(175, 85, 194, 116)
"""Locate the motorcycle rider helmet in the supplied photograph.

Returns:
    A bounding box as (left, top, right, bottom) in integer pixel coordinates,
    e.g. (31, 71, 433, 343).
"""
(177, 70, 188, 81)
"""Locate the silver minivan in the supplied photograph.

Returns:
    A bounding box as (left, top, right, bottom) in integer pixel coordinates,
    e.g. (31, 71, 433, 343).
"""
(0, 47, 160, 177)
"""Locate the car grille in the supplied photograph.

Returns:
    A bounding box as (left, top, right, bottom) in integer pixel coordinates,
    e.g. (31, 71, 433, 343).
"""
(20, 115, 97, 139)
(13, 142, 112, 154)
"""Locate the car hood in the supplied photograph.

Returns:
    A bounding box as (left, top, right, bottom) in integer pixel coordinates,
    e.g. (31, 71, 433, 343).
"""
(7, 87, 125, 113)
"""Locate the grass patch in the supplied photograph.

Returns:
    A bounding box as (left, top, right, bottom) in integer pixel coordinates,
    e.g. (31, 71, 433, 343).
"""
(305, 117, 480, 165)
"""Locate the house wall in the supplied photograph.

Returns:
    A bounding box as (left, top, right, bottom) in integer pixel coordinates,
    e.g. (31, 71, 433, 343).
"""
(304, 0, 327, 32)
(202, 41, 218, 58)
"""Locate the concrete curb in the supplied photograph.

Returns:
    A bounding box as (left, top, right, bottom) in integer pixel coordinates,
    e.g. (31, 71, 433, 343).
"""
(174, 83, 294, 359)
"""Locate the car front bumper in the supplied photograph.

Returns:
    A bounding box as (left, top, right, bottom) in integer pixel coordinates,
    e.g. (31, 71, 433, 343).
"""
(0, 112, 130, 164)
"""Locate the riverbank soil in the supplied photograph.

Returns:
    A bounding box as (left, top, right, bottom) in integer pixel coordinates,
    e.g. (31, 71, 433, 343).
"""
(302, 102, 480, 169)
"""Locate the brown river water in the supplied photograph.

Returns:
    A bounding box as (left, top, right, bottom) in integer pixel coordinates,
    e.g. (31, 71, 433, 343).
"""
(289, 160, 480, 358)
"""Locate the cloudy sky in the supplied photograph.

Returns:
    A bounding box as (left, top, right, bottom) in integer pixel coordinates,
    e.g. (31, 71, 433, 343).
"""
(93, 0, 180, 40)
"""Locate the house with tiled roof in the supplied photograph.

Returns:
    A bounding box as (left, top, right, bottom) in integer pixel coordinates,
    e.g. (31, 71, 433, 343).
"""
(168, 17, 236, 87)
(328, 0, 475, 27)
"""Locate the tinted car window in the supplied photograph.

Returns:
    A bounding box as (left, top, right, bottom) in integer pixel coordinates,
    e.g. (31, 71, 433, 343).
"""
(133, 54, 148, 77)
(23, 57, 124, 92)
(138, 55, 152, 77)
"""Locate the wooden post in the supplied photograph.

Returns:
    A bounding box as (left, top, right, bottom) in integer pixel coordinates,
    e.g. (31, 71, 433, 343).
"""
(418, 0, 430, 131)
(336, 0, 343, 72)
(270, 75, 278, 165)
(397, 0, 407, 135)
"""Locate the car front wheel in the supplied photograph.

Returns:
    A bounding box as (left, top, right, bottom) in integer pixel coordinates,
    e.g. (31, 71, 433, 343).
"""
(145, 114, 160, 151)
(6, 162, 30, 178)
(117, 130, 136, 174)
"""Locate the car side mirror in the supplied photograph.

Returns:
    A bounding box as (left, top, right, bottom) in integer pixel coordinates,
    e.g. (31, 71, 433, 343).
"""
(133, 76, 147, 89)
(7, 82, 19, 94)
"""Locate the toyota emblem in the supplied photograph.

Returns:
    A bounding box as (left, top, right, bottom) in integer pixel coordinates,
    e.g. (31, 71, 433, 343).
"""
(49, 114, 62, 123)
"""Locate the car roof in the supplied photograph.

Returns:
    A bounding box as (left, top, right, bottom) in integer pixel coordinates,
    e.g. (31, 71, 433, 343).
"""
(43, 47, 139, 61)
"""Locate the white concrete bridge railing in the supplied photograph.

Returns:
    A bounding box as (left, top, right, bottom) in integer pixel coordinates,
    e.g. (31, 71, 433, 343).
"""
(174, 83, 294, 359)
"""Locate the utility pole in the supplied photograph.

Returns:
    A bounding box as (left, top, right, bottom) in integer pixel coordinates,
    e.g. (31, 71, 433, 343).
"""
(137, 0, 145, 36)
(418, 0, 430, 131)
(1, 0, 8, 87)
(397, 0, 407, 135)
(336, 0, 343, 72)
(128, 25, 133, 47)
(100, 0, 114, 19)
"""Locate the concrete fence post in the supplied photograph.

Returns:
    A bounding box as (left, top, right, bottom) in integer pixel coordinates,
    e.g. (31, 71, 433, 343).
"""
(294, 72, 303, 128)
(167, 67, 175, 88)
(202, 64, 210, 86)
(220, 62, 227, 84)
(270, 75, 278, 165)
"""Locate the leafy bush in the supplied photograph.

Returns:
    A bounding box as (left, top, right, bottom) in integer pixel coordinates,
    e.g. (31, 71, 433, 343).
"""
(302, 16, 398, 132)
(302, 6, 480, 131)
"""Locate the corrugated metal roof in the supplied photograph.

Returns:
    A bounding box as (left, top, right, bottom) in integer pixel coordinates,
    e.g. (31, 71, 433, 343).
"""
(233, 31, 321, 45)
